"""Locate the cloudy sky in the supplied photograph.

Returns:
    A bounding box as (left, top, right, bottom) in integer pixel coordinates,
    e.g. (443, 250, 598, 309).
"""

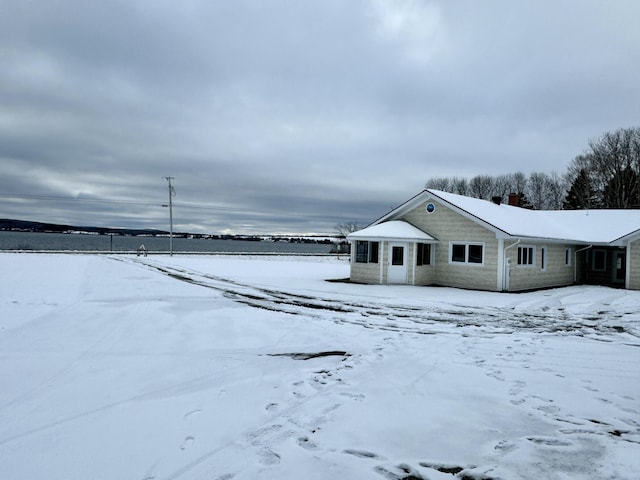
(1, 1, 639, 234)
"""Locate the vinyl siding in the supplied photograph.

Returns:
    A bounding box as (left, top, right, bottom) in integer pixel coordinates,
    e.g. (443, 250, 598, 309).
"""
(414, 244, 436, 285)
(350, 262, 380, 284)
(349, 242, 381, 284)
(403, 200, 499, 291)
(507, 243, 574, 291)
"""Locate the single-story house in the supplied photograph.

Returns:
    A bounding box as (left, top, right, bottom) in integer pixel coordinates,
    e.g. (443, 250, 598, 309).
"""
(347, 189, 640, 291)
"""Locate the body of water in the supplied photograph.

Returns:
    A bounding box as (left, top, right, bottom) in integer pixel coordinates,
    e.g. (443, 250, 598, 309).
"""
(0, 231, 336, 254)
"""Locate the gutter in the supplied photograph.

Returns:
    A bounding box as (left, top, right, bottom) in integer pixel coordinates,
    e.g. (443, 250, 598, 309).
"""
(573, 245, 592, 283)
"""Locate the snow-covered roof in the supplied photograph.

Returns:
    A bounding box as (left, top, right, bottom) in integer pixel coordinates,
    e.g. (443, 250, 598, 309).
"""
(374, 189, 640, 245)
(347, 220, 437, 242)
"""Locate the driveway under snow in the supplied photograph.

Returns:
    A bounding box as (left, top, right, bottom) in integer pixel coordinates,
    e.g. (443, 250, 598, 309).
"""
(0, 254, 638, 480)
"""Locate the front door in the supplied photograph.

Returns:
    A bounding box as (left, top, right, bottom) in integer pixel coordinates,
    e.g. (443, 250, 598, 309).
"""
(387, 243, 408, 284)
(613, 251, 626, 284)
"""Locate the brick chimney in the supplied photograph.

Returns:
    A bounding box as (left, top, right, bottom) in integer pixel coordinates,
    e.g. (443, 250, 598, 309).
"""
(508, 193, 520, 207)
(491, 196, 502, 205)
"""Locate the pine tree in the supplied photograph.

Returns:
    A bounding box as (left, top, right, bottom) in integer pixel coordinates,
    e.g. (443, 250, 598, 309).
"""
(564, 169, 597, 209)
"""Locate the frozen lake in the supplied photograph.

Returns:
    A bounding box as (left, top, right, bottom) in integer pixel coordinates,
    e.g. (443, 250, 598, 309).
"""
(0, 231, 334, 254)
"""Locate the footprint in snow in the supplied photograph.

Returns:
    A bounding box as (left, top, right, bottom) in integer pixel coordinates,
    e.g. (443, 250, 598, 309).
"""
(215, 474, 235, 480)
(183, 409, 202, 420)
(343, 448, 384, 460)
(527, 436, 572, 447)
(297, 436, 319, 451)
(257, 447, 281, 465)
(339, 392, 365, 401)
(180, 436, 195, 450)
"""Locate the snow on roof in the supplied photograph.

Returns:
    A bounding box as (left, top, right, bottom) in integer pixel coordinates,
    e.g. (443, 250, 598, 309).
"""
(347, 220, 437, 242)
(426, 189, 640, 244)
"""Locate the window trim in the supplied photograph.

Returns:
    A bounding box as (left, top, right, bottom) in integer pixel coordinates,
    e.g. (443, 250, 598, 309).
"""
(448, 242, 485, 266)
(564, 248, 572, 267)
(517, 245, 536, 267)
(355, 240, 379, 264)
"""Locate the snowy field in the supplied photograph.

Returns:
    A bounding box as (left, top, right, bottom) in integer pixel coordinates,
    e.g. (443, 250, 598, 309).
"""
(1, 253, 639, 480)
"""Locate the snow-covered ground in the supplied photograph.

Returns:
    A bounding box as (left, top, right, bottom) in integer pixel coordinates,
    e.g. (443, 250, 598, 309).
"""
(1, 253, 638, 480)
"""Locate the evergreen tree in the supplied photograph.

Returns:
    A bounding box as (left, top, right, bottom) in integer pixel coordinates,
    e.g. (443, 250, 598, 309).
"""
(564, 168, 597, 209)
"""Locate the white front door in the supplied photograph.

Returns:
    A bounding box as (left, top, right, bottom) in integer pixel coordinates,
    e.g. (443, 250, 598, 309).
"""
(387, 242, 408, 284)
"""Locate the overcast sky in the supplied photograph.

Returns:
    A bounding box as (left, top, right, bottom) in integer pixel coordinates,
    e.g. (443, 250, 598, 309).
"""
(1, 1, 639, 234)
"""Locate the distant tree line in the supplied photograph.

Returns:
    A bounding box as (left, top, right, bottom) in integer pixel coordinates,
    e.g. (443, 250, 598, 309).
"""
(426, 126, 640, 210)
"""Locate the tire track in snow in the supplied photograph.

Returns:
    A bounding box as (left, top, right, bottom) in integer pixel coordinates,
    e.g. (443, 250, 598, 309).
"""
(124, 258, 640, 340)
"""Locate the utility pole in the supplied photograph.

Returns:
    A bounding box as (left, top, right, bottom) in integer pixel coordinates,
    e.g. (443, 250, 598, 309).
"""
(164, 177, 175, 256)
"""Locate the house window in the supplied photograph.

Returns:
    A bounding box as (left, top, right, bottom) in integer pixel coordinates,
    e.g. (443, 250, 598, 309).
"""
(391, 246, 404, 265)
(565, 248, 572, 266)
(592, 249, 606, 271)
(416, 243, 432, 266)
(355, 241, 379, 263)
(468, 244, 483, 264)
(369, 241, 379, 263)
(451, 244, 466, 262)
(517, 246, 535, 266)
(449, 242, 484, 265)
(540, 246, 546, 271)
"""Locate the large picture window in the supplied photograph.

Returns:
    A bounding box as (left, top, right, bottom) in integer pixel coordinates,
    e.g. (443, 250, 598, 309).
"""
(517, 246, 535, 266)
(449, 242, 484, 265)
(355, 241, 379, 263)
(416, 243, 432, 266)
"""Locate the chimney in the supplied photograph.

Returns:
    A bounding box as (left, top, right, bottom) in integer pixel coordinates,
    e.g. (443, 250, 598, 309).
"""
(508, 193, 520, 207)
(491, 196, 502, 205)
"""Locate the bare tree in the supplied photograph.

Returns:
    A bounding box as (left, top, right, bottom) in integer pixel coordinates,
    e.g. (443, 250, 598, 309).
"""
(450, 177, 469, 195)
(508, 171, 528, 196)
(525, 172, 546, 209)
(468, 175, 494, 200)
(547, 171, 568, 209)
(566, 127, 640, 208)
(425, 177, 452, 191)
(335, 222, 361, 238)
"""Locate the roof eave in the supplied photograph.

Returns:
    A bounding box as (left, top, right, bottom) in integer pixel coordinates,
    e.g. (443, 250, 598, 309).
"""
(348, 235, 438, 243)
(367, 190, 431, 227)
(610, 227, 640, 245)
(505, 235, 597, 245)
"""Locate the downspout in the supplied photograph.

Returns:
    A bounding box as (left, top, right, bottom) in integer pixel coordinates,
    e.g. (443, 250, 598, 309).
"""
(574, 245, 592, 284)
(502, 240, 520, 292)
(625, 242, 631, 289)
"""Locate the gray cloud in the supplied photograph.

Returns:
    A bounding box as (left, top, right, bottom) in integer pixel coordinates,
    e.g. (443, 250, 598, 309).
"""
(1, 0, 639, 234)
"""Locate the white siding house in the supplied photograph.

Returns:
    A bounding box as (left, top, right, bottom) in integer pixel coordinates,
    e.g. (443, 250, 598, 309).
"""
(347, 189, 640, 292)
